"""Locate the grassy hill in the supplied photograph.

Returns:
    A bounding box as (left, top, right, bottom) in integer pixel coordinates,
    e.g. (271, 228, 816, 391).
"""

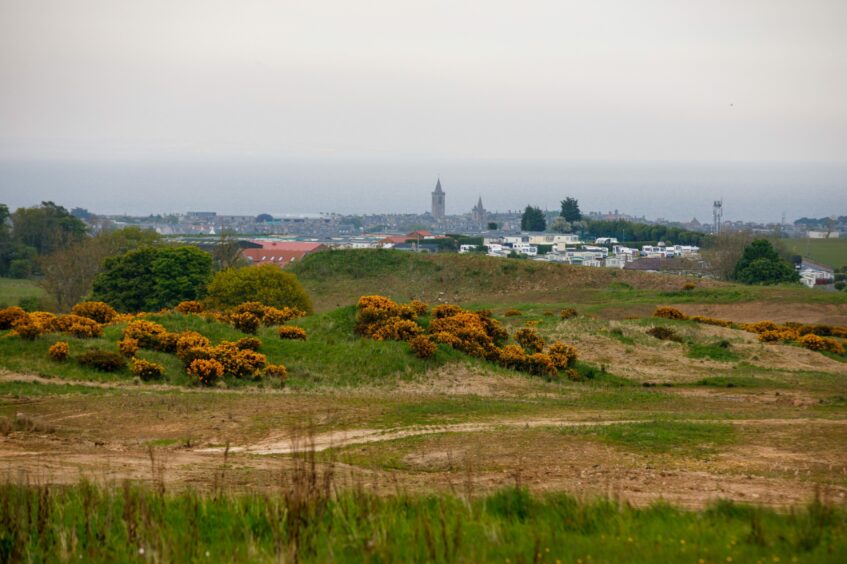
(292, 249, 847, 314)
(783, 238, 847, 269)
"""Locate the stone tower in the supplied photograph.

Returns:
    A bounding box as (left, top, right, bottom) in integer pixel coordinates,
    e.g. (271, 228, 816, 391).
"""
(471, 196, 486, 229)
(431, 178, 446, 220)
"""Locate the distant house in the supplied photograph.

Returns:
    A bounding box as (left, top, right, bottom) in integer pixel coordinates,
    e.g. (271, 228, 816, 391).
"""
(379, 230, 445, 248)
(807, 231, 839, 239)
(242, 241, 327, 267)
(798, 258, 834, 288)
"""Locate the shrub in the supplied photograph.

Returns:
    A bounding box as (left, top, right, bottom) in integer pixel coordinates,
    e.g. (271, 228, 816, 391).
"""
(689, 315, 733, 328)
(498, 344, 527, 370)
(77, 350, 127, 372)
(681, 281, 697, 291)
(175, 332, 212, 359)
(355, 295, 424, 342)
(264, 363, 288, 383)
(262, 306, 306, 326)
(758, 330, 799, 343)
(118, 338, 140, 357)
(0, 306, 28, 330)
(515, 327, 545, 353)
(799, 334, 845, 355)
(175, 300, 204, 314)
(504, 309, 522, 317)
(409, 335, 436, 359)
(48, 341, 69, 362)
(370, 318, 421, 341)
(156, 332, 180, 353)
(11, 318, 43, 340)
(744, 321, 782, 334)
(187, 358, 225, 385)
(526, 353, 558, 378)
(213, 344, 267, 379)
(408, 300, 429, 316)
(65, 320, 103, 339)
(646, 326, 682, 342)
(278, 326, 308, 341)
(653, 307, 687, 320)
(232, 301, 268, 318)
(234, 337, 261, 351)
(131, 358, 165, 381)
(559, 308, 578, 320)
(123, 320, 168, 349)
(429, 311, 499, 359)
(71, 301, 117, 324)
(205, 264, 313, 313)
(432, 304, 463, 319)
(547, 341, 578, 369)
(231, 312, 260, 334)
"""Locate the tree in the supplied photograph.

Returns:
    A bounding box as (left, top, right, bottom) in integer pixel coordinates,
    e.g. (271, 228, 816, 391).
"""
(731, 239, 798, 285)
(521, 206, 546, 232)
(549, 217, 572, 233)
(91, 246, 212, 311)
(40, 227, 161, 310)
(560, 197, 582, 222)
(486, 222, 498, 231)
(212, 230, 247, 271)
(701, 232, 755, 280)
(205, 264, 313, 313)
(11, 201, 87, 256)
(0, 203, 38, 278)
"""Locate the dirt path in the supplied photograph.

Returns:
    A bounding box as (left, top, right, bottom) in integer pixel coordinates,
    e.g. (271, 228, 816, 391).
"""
(199, 417, 847, 455)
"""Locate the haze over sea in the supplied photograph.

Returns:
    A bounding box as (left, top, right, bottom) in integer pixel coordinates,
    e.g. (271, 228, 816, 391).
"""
(0, 159, 844, 224)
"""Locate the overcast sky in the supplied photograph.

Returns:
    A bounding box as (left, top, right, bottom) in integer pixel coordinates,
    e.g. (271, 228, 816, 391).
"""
(1, 0, 846, 163)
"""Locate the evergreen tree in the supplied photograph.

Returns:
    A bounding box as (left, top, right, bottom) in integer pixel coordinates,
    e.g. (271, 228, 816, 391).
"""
(521, 206, 547, 232)
(731, 239, 798, 285)
(560, 197, 582, 222)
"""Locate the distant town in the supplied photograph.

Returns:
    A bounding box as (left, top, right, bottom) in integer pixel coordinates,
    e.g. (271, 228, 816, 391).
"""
(63, 178, 845, 289)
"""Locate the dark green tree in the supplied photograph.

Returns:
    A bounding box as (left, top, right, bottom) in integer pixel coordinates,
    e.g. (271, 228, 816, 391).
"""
(91, 246, 212, 311)
(520, 206, 547, 232)
(559, 197, 582, 222)
(205, 264, 313, 313)
(11, 201, 87, 256)
(0, 203, 38, 278)
(731, 239, 798, 285)
(486, 222, 498, 231)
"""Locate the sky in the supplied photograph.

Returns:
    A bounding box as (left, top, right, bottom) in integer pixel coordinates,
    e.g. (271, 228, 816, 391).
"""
(0, 1, 845, 220)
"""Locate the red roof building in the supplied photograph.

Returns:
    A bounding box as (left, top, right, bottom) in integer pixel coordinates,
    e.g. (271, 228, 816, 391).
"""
(242, 241, 327, 267)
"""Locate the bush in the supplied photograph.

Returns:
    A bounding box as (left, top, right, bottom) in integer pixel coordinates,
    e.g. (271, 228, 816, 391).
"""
(175, 332, 212, 359)
(230, 312, 260, 334)
(175, 300, 204, 314)
(234, 337, 261, 351)
(646, 326, 682, 342)
(681, 281, 697, 291)
(262, 306, 306, 326)
(432, 304, 463, 319)
(187, 358, 225, 385)
(408, 300, 429, 316)
(559, 308, 578, 320)
(515, 327, 545, 353)
(123, 320, 168, 349)
(0, 306, 28, 330)
(213, 343, 267, 379)
(758, 330, 799, 343)
(526, 353, 558, 378)
(118, 338, 140, 357)
(653, 307, 687, 320)
(206, 264, 313, 313)
(547, 341, 578, 369)
(131, 358, 165, 381)
(278, 326, 308, 341)
(799, 334, 845, 355)
(231, 301, 268, 318)
(264, 363, 288, 383)
(409, 335, 436, 359)
(743, 321, 783, 334)
(689, 315, 733, 328)
(11, 317, 44, 340)
(71, 301, 117, 324)
(429, 311, 500, 359)
(48, 341, 69, 362)
(498, 344, 528, 370)
(77, 350, 127, 372)
(504, 309, 522, 317)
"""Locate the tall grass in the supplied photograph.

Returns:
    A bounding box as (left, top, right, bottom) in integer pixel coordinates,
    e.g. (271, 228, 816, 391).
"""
(1, 481, 844, 562)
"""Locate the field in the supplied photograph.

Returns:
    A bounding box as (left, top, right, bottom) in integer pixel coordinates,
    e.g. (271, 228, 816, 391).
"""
(2, 251, 847, 561)
(783, 238, 847, 269)
(0, 277, 48, 308)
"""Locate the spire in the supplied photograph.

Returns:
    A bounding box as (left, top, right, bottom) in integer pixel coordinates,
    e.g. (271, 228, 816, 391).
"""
(434, 178, 443, 193)
(477, 195, 483, 208)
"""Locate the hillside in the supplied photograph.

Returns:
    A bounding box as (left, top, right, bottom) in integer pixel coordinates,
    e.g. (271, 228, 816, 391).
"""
(783, 238, 847, 269)
(292, 249, 847, 322)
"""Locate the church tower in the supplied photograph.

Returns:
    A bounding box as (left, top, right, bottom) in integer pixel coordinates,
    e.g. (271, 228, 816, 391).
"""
(431, 178, 446, 220)
(472, 196, 487, 229)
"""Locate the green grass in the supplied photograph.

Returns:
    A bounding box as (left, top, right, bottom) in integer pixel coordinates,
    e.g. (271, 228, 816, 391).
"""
(0, 277, 48, 308)
(560, 420, 736, 456)
(687, 341, 740, 362)
(784, 238, 847, 269)
(1, 483, 844, 563)
(694, 375, 784, 388)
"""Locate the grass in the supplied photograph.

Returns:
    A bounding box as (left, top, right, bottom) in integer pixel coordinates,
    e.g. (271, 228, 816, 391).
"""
(1, 483, 844, 563)
(694, 375, 784, 388)
(0, 277, 48, 308)
(560, 420, 736, 457)
(687, 340, 740, 362)
(783, 238, 847, 269)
